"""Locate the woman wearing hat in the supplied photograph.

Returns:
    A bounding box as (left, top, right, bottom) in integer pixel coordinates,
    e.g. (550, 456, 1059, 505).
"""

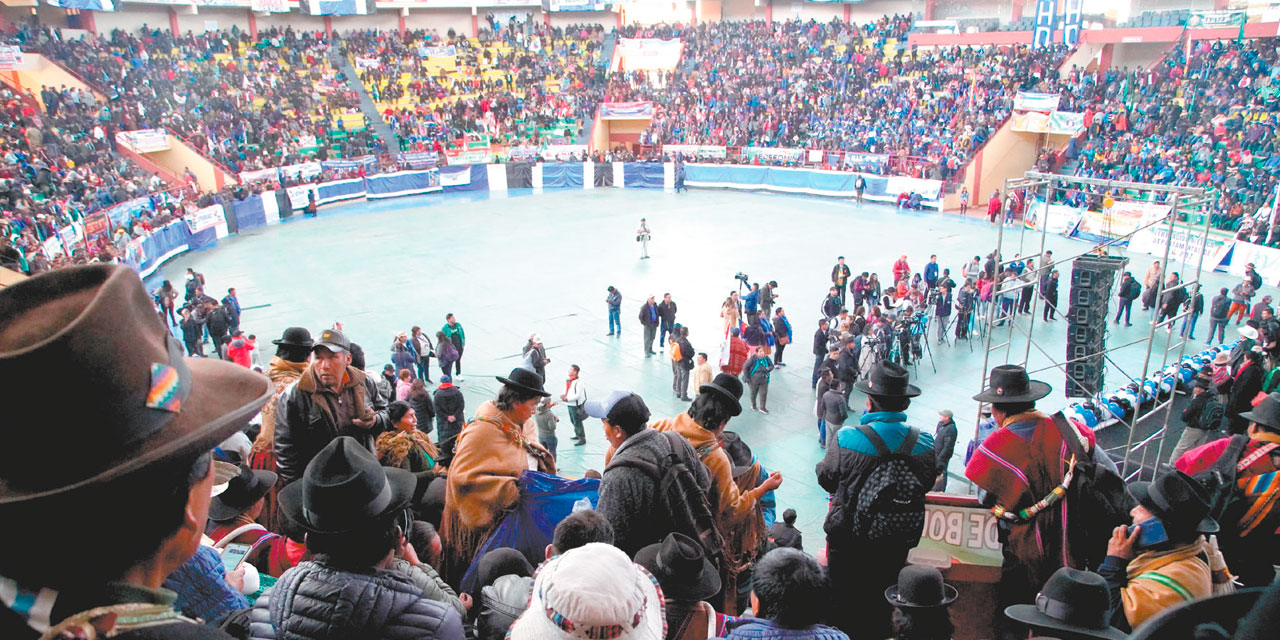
(1098, 470, 1217, 631)
(248, 326, 313, 532)
(391, 332, 419, 381)
(635, 533, 731, 640)
(440, 367, 556, 582)
(206, 464, 293, 577)
(885, 566, 957, 640)
(376, 401, 442, 496)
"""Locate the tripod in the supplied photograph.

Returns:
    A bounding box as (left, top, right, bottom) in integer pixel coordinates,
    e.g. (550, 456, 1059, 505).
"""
(911, 314, 937, 374)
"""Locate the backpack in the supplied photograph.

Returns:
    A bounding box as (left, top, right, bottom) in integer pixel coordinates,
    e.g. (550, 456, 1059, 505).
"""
(1199, 397, 1226, 432)
(1193, 435, 1252, 536)
(1211, 295, 1230, 319)
(849, 425, 928, 542)
(605, 431, 725, 564)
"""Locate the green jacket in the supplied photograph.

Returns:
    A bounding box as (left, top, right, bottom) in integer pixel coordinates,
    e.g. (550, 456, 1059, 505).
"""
(442, 322, 466, 348)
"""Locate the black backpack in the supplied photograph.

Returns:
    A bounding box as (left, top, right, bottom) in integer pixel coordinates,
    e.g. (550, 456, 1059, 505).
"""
(1199, 398, 1226, 432)
(1211, 295, 1231, 319)
(1193, 434, 1251, 535)
(849, 425, 928, 542)
(605, 431, 725, 564)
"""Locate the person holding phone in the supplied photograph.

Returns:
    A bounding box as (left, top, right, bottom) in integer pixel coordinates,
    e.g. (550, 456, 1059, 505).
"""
(1097, 470, 1218, 632)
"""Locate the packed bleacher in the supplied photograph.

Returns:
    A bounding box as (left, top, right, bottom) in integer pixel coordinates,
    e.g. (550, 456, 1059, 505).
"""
(1051, 37, 1280, 242)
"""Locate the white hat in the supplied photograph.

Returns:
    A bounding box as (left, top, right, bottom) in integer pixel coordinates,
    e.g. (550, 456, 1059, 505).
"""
(1240, 325, 1259, 340)
(509, 543, 666, 640)
(529, 333, 543, 344)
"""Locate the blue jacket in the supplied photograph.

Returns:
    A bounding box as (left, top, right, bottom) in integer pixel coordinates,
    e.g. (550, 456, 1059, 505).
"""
(162, 545, 251, 625)
(391, 342, 419, 375)
(720, 617, 849, 640)
(924, 262, 939, 285)
(743, 289, 760, 313)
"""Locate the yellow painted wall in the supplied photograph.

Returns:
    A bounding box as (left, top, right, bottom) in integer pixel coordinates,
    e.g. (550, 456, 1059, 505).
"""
(149, 134, 238, 191)
(9, 53, 104, 109)
(946, 125, 1071, 211)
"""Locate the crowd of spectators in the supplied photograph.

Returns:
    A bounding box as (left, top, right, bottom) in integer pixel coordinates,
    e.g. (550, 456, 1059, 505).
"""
(1051, 38, 1280, 242)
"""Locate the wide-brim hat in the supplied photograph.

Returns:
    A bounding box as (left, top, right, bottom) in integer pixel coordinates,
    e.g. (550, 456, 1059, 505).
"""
(0, 265, 271, 504)
(209, 464, 278, 522)
(1004, 568, 1126, 640)
(497, 366, 551, 397)
(699, 373, 743, 416)
(973, 364, 1052, 403)
(721, 431, 755, 478)
(884, 565, 958, 609)
(509, 543, 664, 640)
(1240, 392, 1280, 430)
(634, 532, 720, 601)
(854, 360, 922, 398)
(272, 326, 313, 348)
(1240, 325, 1259, 340)
(278, 436, 415, 534)
(1130, 471, 1219, 536)
(1213, 352, 1230, 365)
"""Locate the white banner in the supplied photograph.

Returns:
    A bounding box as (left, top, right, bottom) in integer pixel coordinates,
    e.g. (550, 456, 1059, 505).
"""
(0, 46, 23, 70)
(115, 129, 170, 152)
(354, 56, 380, 69)
(542, 144, 588, 161)
(663, 144, 728, 159)
(279, 162, 322, 181)
(1226, 242, 1280, 286)
(186, 204, 226, 233)
(1023, 198, 1084, 235)
(1130, 221, 1231, 265)
(239, 167, 279, 183)
(250, 0, 289, 11)
(286, 184, 317, 210)
(441, 169, 471, 187)
(1013, 90, 1061, 112)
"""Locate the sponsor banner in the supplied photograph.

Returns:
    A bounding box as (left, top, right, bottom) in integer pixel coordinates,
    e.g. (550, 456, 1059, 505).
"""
(0, 46, 24, 70)
(1188, 9, 1247, 28)
(240, 167, 279, 183)
(58, 224, 81, 250)
(417, 45, 458, 58)
(599, 101, 654, 119)
(1227, 241, 1280, 285)
(613, 38, 683, 72)
(115, 129, 170, 152)
(1032, 0, 1058, 48)
(106, 196, 154, 228)
(1047, 111, 1086, 134)
(84, 212, 110, 238)
(279, 162, 322, 181)
(445, 149, 494, 165)
(919, 501, 1002, 565)
(1014, 90, 1061, 112)
(509, 146, 540, 162)
(744, 147, 805, 163)
(1074, 200, 1167, 243)
(286, 184, 317, 210)
(542, 145, 588, 161)
(187, 204, 226, 233)
(250, 0, 289, 12)
(322, 156, 378, 171)
(843, 152, 890, 172)
(1130, 222, 1232, 264)
(398, 151, 439, 168)
(1010, 110, 1084, 135)
(663, 144, 728, 159)
(42, 235, 64, 260)
(1023, 198, 1085, 235)
(354, 57, 380, 69)
(440, 168, 472, 188)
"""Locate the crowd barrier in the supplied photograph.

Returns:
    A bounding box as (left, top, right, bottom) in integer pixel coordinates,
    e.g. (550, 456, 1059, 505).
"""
(51, 161, 1277, 285)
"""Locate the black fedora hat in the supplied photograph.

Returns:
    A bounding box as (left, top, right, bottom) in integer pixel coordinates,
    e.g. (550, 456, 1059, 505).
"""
(209, 464, 278, 522)
(0, 265, 272, 504)
(1240, 392, 1280, 430)
(1004, 568, 1126, 640)
(1130, 470, 1219, 536)
(884, 565, 958, 609)
(699, 373, 743, 416)
(854, 360, 921, 398)
(496, 366, 551, 397)
(634, 532, 721, 601)
(973, 364, 1052, 403)
(278, 436, 415, 534)
(272, 327, 314, 348)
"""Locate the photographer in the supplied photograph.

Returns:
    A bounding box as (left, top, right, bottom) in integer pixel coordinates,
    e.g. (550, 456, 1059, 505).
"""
(955, 280, 975, 340)
(933, 284, 953, 342)
(894, 306, 916, 366)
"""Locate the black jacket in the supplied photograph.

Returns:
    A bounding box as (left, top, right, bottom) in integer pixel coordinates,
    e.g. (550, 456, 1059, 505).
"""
(248, 558, 464, 640)
(638, 302, 659, 326)
(433, 385, 466, 441)
(274, 367, 390, 485)
(822, 295, 841, 318)
(812, 328, 828, 356)
(205, 307, 231, 337)
(657, 300, 678, 325)
(768, 522, 803, 551)
(180, 316, 204, 344)
(837, 347, 859, 386)
(1181, 391, 1213, 430)
(933, 418, 958, 477)
(476, 576, 533, 640)
(408, 390, 436, 432)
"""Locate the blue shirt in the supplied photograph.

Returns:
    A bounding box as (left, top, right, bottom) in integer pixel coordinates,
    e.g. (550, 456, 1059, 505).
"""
(743, 289, 760, 313)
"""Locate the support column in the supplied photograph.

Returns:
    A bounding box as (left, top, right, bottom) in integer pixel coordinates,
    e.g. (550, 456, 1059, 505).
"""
(691, 0, 698, 26)
(924, 0, 936, 21)
(1098, 43, 1113, 71)
(80, 9, 96, 34)
(1010, 0, 1025, 21)
(323, 15, 333, 39)
(764, 0, 771, 25)
(471, 8, 479, 38)
(398, 9, 406, 37)
(1214, 0, 1229, 9)
(543, 10, 550, 26)
(843, 4, 850, 21)
(247, 10, 258, 39)
(169, 7, 180, 35)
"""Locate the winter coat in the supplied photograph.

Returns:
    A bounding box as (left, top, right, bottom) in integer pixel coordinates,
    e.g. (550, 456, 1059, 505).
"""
(408, 389, 436, 430)
(391, 343, 419, 377)
(598, 427, 712, 557)
(933, 418, 958, 477)
(657, 300, 678, 325)
(275, 366, 390, 485)
(475, 575, 533, 640)
(248, 557, 465, 640)
(433, 384, 465, 441)
(720, 617, 849, 640)
(386, 558, 466, 616)
(821, 389, 849, 427)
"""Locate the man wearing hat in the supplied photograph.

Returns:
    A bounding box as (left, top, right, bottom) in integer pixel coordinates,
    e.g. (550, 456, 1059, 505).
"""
(0, 264, 273, 639)
(249, 437, 465, 640)
(596, 390, 713, 557)
(635, 532, 733, 640)
(275, 327, 389, 486)
(817, 360, 934, 640)
(1167, 375, 1224, 464)
(652, 373, 783, 614)
(885, 565, 957, 640)
(247, 326, 313, 531)
(1176, 391, 1280, 587)
(964, 364, 1132, 640)
(1004, 567, 1126, 640)
(440, 367, 556, 582)
(1098, 470, 1216, 631)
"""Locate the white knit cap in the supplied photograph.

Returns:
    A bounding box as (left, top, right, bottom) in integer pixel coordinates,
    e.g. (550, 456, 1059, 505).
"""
(509, 543, 666, 640)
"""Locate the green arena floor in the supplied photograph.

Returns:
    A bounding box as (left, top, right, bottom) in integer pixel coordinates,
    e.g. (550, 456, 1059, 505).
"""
(153, 187, 1252, 538)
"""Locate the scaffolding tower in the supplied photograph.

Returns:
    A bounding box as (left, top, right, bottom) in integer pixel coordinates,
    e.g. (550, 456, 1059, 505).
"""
(977, 171, 1212, 483)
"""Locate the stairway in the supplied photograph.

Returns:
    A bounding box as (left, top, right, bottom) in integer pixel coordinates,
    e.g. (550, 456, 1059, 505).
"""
(333, 50, 402, 153)
(599, 33, 616, 69)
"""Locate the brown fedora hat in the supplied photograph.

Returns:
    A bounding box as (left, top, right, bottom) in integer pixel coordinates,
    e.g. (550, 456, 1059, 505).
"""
(0, 265, 272, 504)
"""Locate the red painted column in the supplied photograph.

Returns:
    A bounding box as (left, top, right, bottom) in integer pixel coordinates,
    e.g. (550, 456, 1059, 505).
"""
(843, 4, 850, 21)
(764, 0, 771, 25)
(80, 10, 96, 35)
(924, 0, 935, 21)
(1098, 43, 1113, 71)
(323, 16, 333, 39)
(471, 13, 479, 38)
(543, 11, 550, 26)
(1010, 0, 1023, 22)
(616, 9, 622, 28)
(691, 2, 697, 26)
(247, 10, 258, 39)
(168, 7, 179, 34)
(397, 11, 406, 37)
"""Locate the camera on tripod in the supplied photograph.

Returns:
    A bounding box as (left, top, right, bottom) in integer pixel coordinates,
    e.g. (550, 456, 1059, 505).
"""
(734, 272, 750, 283)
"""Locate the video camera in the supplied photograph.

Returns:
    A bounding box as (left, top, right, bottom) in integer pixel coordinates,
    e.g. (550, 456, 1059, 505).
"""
(735, 272, 750, 283)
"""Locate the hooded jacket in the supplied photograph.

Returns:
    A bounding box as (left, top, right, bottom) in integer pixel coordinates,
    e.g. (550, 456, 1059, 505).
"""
(248, 558, 465, 640)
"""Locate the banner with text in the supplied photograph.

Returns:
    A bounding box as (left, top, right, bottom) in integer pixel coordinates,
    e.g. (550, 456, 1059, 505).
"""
(418, 45, 458, 58)
(599, 101, 654, 119)
(0, 46, 24, 70)
(1013, 90, 1061, 112)
(1188, 9, 1247, 28)
(116, 129, 170, 152)
(744, 147, 805, 163)
(613, 38, 684, 72)
(187, 204, 227, 233)
(663, 144, 728, 159)
(1032, 0, 1058, 48)
(250, 0, 289, 12)
(1062, 0, 1084, 47)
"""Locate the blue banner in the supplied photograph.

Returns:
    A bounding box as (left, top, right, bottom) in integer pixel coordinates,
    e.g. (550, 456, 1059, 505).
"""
(366, 169, 441, 199)
(321, 156, 377, 171)
(105, 196, 154, 228)
(623, 162, 665, 189)
(541, 163, 584, 188)
(1062, 0, 1084, 47)
(599, 102, 654, 119)
(231, 194, 267, 231)
(316, 178, 367, 205)
(1033, 0, 1058, 49)
(398, 151, 439, 168)
(45, 0, 115, 10)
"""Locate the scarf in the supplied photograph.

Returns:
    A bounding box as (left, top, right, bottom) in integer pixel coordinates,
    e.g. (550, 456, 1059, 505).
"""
(250, 356, 308, 455)
(375, 428, 439, 469)
(294, 364, 369, 431)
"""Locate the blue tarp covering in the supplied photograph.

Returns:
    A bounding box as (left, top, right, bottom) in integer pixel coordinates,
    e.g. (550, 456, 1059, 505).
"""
(440, 165, 488, 192)
(623, 162, 666, 189)
(541, 163, 584, 189)
(458, 471, 599, 594)
(316, 178, 367, 205)
(367, 170, 441, 199)
(232, 195, 267, 231)
(188, 226, 218, 252)
(106, 196, 155, 228)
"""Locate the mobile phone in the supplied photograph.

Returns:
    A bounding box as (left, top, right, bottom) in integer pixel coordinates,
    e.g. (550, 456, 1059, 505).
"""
(221, 543, 252, 572)
(1128, 518, 1169, 549)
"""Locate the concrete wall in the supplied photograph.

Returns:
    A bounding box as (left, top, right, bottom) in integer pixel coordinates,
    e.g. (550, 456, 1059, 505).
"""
(6, 53, 104, 109)
(1110, 41, 1170, 70)
(403, 8, 474, 35)
(256, 12, 329, 33)
(720, 0, 766, 21)
(548, 10, 613, 28)
(946, 125, 1068, 211)
(176, 7, 251, 34)
(150, 134, 237, 191)
(697, 0, 722, 23)
(1059, 41, 1106, 73)
(934, 0, 1012, 20)
(93, 5, 170, 33)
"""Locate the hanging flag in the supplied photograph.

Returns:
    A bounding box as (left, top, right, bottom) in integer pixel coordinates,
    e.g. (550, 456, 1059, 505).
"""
(1032, 0, 1059, 49)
